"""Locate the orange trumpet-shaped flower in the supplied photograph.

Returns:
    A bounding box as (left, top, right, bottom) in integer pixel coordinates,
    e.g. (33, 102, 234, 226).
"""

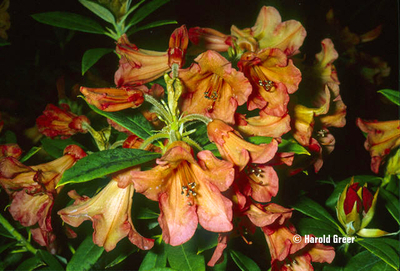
(207, 119, 278, 171)
(236, 112, 291, 138)
(189, 27, 234, 53)
(80, 85, 146, 112)
(231, 6, 306, 56)
(179, 50, 252, 124)
(238, 48, 301, 117)
(356, 118, 400, 173)
(115, 26, 189, 87)
(0, 145, 86, 247)
(58, 172, 154, 252)
(118, 141, 235, 246)
(36, 104, 90, 139)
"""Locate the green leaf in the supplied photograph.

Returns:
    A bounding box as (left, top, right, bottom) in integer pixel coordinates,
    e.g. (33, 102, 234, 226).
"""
(105, 250, 136, 269)
(127, 0, 170, 26)
(58, 148, 160, 187)
(344, 250, 381, 271)
(136, 207, 159, 219)
(66, 235, 104, 271)
(167, 238, 205, 271)
(86, 101, 154, 139)
(19, 147, 41, 163)
(37, 250, 64, 270)
(379, 189, 400, 225)
(79, 0, 115, 24)
(31, 12, 105, 34)
(230, 250, 261, 271)
(139, 242, 167, 270)
(297, 218, 340, 237)
(197, 230, 218, 254)
(325, 175, 382, 209)
(119, 0, 146, 24)
(247, 137, 310, 155)
(378, 89, 400, 106)
(16, 257, 45, 271)
(202, 143, 221, 158)
(0, 252, 23, 270)
(41, 137, 86, 159)
(371, 260, 395, 271)
(82, 48, 113, 75)
(127, 19, 177, 35)
(292, 197, 341, 230)
(357, 238, 400, 270)
(247, 136, 273, 145)
(0, 242, 16, 254)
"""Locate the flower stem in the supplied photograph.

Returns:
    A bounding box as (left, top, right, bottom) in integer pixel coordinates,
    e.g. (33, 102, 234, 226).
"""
(0, 213, 37, 255)
(140, 132, 169, 150)
(179, 114, 212, 126)
(144, 94, 172, 123)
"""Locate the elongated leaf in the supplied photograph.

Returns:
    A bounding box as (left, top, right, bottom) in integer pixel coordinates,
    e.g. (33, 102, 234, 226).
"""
(378, 89, 400, 106)
(119, 0, 146, 24)
(16, 257, 45, 271)
(127, 0, 169, 26)
(167, 238, 205, 271)
(66, 235, 104, 271)
(292, 197, 340, 230)
(136, 207, 159, 219)
(379, 188, 400, 224)
(31, 12, 105, 34)
(79, 0, 115, 24)
(197, 230, 218, 254)
(41, 137, 86, 159)
(0, 130, 17, 144)
(0, 241, 16, 254)
(37, 250, 64, 270)
(0, 38, 10, 46)
(357, 238, 400, 270)
(58, 148, 160, 186)
(139, 242, 167, 270)
(82, 48, 113, 75)
(297, 218, 340, 237)
(20, 147, 41, 163)
(371, 260, 395, 271)
(247, 136, 273, 145)
(0, 252, 23, 270)
(344, 250, 381, 271)
(105, 250, 136, 269)
(230, 250, 261, 271)
(87, 102, 154, 139)
(127, 19, 177, 35)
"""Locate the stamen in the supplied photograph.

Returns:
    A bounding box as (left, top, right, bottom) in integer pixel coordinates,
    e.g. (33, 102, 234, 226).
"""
(317, 129, 328, 138)
(253, 66, 275, 92)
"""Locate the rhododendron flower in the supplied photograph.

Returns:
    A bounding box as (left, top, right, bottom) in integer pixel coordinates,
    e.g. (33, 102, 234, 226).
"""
(179, 50, 252, 124)
(238, 164, 279, 203)
(0, 145, 86, 248)
(207, 119, 278, 171)
(188, 27, 234, 53)
(58, 172, 154, 251)
(36, 104, 90, 139)
(231, 6, 306, 56)
(80, 85, 146, 112)
(238, 48, 301, 117)
(118, 141, 234, 246)
(0, 143, 22, 159)
(263, 223, 335, 271)
(356, 119, 400, 173)
(115, 26, 189, 87)
(246, 203, 292, 228)
(236, 112, 291, 137)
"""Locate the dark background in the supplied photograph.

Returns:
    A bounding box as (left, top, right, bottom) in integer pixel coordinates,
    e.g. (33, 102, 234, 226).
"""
(0, 0, 398, 268)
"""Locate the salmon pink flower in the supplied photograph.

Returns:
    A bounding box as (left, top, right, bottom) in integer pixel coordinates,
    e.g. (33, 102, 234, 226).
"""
(119, 141, 235, 246)
(263, 222, 335, 271)
(236, 112, 291, 138)
(36, 104, 90, 139)
(80, 85, 146, 112)
(115, 26, 189, 87)
(238, 48, 301, 117)
(231, 6, 306, 56)
(179, 50, 252, 124)
(189, 27, 234, 53)
(58, 171, 154, 251)
(0, 145, 86, 248)
(207, 119, 278, 171)
(356, 119, 400, 173)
